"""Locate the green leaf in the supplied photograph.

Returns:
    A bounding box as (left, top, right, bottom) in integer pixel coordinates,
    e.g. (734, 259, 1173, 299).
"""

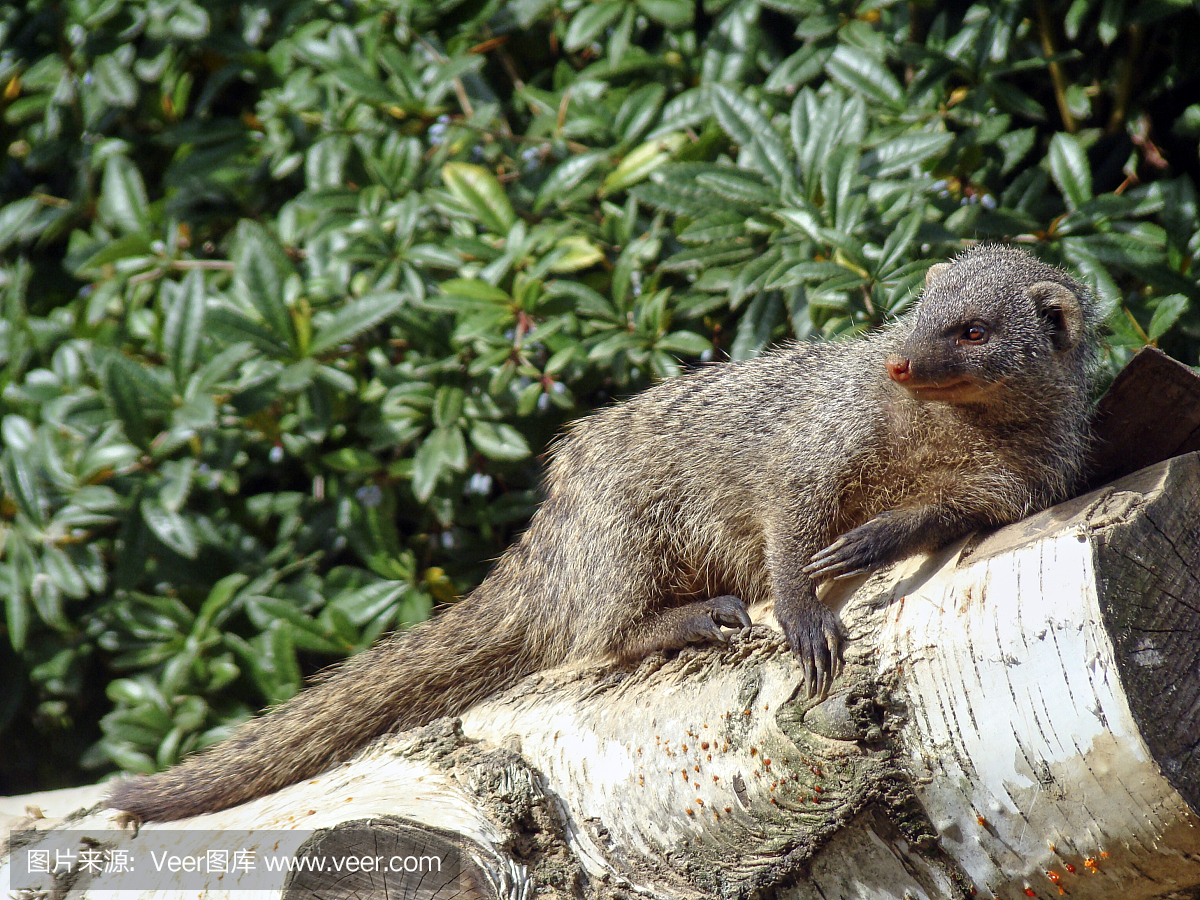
(549, 235, 606, 272)
(1, 451, 46, 528)
(1147, 294, 1188, 341)
(93, 53, 138, 108)
(141, 498, 200, 558)
(860, 132, 954, 178)
(76, 234, 156, 273)
(534, 152, 608, 211)
(42, 546, 88, 599)
(876, 208, 924, 275)
(694, 169, 777, 205)
(98, 155, 151, 234)
(439, 278, 511, 304)
(710, 84, 793, 190)
(615, 83, 666, 144)
(208, 307, 292, 358)
(193, 573, 249, 636)
(411, 427, 468, 501)
(564, 0, 625, 50)
(602, 133, 687, 196)
(233, 220, 297, 353)
(309, 291, 405, 355)
(162, 0, 210, 39)
(825, 45, 904, 110)
(433, 386, 465, 428)
(163, 269, 207, 386)
(0, 198, 41, 252)
(5, 579, 30, 652)
(656, 330, 712, 355)
(322, 447, 382, 475)
(102, 353, 171, 449)
(441, 163, 516, 235)
(469, 421, 531, 460)
(1048, 133, 1093, 210)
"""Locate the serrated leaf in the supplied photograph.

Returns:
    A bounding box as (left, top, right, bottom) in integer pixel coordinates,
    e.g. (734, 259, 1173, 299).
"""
(1148, 294, 1188, 341)
(534, 152, 608, 211)
(190, 342, 256, 394)
(102, 353, 171, 449)
(710, 84, 793, 190)
(564, 0, 624, 50)
(233, 221, 297, 353)
(163, 269, 207, 386)
(141, 498, 199, 558)
(442, 162, 516, 235)
(208, 307, 292, 358)
(1, 451, 46, 528)
(1048, 132, 1093, 210)
(98, 155, 150, 234)
(0, 198, 41, 252)
(309, 291, 405, 355)
(825, 45, 904, 110)
(439, 278, 512, 303)
(694, 169, 778, 205)
(861, 132, 953, 178)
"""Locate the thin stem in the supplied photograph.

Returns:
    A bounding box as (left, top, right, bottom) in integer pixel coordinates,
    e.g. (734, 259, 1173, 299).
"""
(1034, 0, 1076, 134)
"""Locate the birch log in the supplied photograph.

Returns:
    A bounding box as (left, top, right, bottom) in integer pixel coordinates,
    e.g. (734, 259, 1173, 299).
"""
(3, 453, 1199, 900)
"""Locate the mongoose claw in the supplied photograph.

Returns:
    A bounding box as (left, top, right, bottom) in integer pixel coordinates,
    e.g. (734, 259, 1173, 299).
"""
(682, 595, 753, 644)
(707, 594, 754, 630)
(776, 602, 844, 698)
(621, 595, 751, 661)
(804, 519, 896, 582)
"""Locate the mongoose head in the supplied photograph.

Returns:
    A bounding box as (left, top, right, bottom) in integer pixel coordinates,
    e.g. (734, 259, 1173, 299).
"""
(885, 245, 1098, 406)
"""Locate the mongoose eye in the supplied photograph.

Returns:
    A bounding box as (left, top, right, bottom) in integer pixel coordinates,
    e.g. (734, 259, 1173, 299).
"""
(959, 323, 989, 345)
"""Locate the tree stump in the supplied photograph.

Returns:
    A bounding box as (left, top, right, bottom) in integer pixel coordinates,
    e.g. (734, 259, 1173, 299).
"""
(4, 452, 1199, 900)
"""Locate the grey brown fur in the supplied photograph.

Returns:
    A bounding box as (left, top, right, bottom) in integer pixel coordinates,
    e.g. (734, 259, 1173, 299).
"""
(108, 245, 1100, 822)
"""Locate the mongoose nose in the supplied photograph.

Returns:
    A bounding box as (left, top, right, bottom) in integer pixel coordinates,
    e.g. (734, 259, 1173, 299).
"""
(885, 355, 911, 383)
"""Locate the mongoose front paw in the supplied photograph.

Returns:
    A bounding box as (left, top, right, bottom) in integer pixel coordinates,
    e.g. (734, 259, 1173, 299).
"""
(776, 603, 843, 698)
(803, 517, 898, 582)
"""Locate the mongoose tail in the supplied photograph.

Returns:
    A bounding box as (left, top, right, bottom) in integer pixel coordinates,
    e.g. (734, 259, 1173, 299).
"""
(106, 572, 751, 822)
(105, 598, 532, 822)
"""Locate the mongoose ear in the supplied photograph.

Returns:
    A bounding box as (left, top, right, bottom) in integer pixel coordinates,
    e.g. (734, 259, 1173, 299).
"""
(924, 262, 952, 288)
(1028, 281, 1086, 353)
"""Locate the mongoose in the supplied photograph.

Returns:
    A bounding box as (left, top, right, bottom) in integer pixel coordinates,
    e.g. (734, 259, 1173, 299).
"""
(107, 244, 1100, 822)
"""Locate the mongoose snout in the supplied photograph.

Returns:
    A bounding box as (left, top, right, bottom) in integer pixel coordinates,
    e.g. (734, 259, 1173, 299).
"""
(885, 354, 911, 382)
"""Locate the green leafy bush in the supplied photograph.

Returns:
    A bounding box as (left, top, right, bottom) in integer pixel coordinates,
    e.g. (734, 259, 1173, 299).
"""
(1, 0, 1198, 791)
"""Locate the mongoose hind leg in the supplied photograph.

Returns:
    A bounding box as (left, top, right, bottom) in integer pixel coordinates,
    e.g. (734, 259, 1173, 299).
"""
(616, 594, 751, 663)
